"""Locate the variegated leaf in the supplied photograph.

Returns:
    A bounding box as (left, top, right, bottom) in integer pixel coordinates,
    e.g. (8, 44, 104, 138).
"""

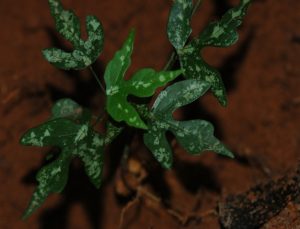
(144, 79, 233, 169)
(20, 118, 104, 218)
(198, 0, 251, 47)
(167, 0, 193, 50)
(179, 41, 227, 106)
(51, 98, 92, 123)
(176, 0, 251, 106)
(22, 154, 71, 219)
(43, 0, 104, 70)
(104, 30, 182, 129)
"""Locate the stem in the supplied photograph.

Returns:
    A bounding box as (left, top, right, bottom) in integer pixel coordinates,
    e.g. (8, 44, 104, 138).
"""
(192, 0, 203, 16)
(89, 66, 106, 93)
(163, 51, 177, 71)
(92, 111, 106, 128)
(89, 66, 107, 128)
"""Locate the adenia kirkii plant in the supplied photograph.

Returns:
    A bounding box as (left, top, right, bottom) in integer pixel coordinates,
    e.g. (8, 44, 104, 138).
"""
(20, 0, 251, 219)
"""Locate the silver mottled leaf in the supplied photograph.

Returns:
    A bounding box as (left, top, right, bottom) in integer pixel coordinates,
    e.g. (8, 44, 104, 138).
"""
(144, 80, 233, 169)
(167, 0, 193, 50)
(44, 0, 104, 70)
(20, 118, 104, 218)
(177, 0, 251, 106)
(51, 98, 92, 123)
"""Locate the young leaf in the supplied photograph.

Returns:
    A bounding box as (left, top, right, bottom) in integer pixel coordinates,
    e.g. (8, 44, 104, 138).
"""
(43, 0, 104, 70)
(51, 98, 92, 123)
(104, 30, 182, 129)
(144, 79, 233, 169)
(167, 0, 193, 50)
(169, 0, 251, 106)
(20, 118, 104, 218)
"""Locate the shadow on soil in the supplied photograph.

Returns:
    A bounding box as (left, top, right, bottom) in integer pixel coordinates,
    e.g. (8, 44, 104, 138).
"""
(173, 158, 221, 194)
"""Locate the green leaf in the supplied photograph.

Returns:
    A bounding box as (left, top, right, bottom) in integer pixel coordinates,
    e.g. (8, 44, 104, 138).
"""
(48, 0, 81, 45)
(43, 0, 104, 70)
(20, 118, 104, 218)
(104, 122, 123, 145)
(22, 154, 71, 219)
(52, 98, 81, 119)
(179, 43, 227, 106)
(167, 0, 193, 50)
(104, 30, 182, 129)
(178, 0, 251, 106)
(144, 79, 233, 169)
(198, 0, 251, 47)
(51, 98, 92, 123)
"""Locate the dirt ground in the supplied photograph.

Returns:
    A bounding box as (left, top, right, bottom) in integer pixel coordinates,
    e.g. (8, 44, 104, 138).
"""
(0, 0, 299, 228)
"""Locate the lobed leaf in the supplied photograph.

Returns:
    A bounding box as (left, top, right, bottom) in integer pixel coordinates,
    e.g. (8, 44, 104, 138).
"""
(168, 0, 251, 106)
(167, 0, 193, 50)
(22, 154, 71, 219)
(51, 98, 92, 123)
(104, 30, 182, 129)
(73, 131, 104, 188)
(21, 117, 104, 218)
(179, 42, 227, 106)
(198, 0, 251, 47)
(43, 0, 104, 70)
(48, 0, 81, 45)
(144, 79, 233, 169)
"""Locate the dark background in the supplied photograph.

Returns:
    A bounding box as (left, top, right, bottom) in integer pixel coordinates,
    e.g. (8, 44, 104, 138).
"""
(0, 0, 299, 228)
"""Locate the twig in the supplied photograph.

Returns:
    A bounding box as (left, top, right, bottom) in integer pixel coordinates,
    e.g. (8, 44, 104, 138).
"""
(192, 0, 203, 16)
(91, 115, 105, 128)
(167, 208, 216, 225)
(163, 51, 177, 71)
(119, 190, 142, 229)
(119, 185, 217, 227)
(89, 66, 106, 93)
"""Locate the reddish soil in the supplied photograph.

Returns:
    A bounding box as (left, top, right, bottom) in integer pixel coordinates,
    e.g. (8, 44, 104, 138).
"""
(0, 0, 299, 228)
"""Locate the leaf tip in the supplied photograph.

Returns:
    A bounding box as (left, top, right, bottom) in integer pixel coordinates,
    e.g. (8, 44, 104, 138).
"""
(19, 135, 26, 145)
(129, 28, 136, 36)
(89, 178, 102, 189)
(218, 95, 228, 107)
(41, 48, 50, 58)
(138, 122, 148, 130)
(22, 199, 38, 220)
(221, 100, 227, 107)
(163, 163, 173, 170)
(21, 211, 31, 221)
(224, 149, 235, 159)
(20, 130, 33, 146)
(228, 153, 235, 159)
(219, 147, 234, 159)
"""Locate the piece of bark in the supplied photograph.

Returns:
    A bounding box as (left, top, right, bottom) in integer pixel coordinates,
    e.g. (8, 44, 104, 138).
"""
(262, 202, 300, 229)
(219, 163, 300, 229)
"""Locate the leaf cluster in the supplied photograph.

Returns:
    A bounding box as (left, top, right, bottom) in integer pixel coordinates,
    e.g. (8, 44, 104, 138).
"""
(20, 0, 251, 218)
